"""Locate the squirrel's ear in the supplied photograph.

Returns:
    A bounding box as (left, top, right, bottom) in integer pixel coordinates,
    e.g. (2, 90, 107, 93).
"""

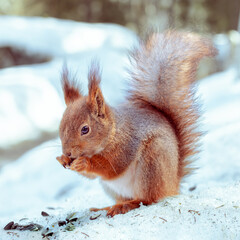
(87, 62, 105, 118)
(61, 66, 82, 106)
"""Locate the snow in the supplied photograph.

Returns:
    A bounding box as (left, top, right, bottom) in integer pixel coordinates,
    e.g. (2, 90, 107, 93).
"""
(0, 70, 64, 146)
(0, 16, 240, 239)
(189, 69, 240, 188)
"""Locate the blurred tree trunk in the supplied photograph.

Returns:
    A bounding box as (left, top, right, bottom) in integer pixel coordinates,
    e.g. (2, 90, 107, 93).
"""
(1, 0, 239, 34)
(85, 0, 92, 22)
(229, 0, 240, 30)
(206, 0, 240, 32)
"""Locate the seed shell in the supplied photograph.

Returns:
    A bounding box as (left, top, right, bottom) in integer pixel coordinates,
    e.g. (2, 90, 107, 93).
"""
(4, 221, 14, 230)
(41, 211, 50, 217)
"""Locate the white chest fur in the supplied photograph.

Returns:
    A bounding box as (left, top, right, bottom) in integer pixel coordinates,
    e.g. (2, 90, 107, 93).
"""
(101, 161, 137, 199)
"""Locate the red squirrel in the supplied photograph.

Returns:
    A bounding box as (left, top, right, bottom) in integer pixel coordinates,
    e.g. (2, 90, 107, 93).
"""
(56, 30, 216, 217)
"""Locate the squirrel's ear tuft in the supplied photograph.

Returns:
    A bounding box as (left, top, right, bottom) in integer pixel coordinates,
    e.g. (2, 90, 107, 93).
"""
(61, 66, 82, 106)
(87, 61, 105, 118)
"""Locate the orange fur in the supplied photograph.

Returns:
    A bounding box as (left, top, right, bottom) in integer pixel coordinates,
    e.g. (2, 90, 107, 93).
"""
(57, 30, 216, 217)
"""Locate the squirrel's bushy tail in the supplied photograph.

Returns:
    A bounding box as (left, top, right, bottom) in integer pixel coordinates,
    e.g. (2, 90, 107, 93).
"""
(128, 30, 217, 178)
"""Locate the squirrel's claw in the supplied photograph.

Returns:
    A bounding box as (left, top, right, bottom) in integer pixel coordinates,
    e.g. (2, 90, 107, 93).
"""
(56, 155, 72, 168)
(90, 201, 144, 217)
(57, 155, 90, 172)
(106, 203, 133, 217)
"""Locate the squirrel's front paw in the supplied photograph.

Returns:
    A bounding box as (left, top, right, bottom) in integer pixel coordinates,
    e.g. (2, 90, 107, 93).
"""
(70, 157, 90, 172)
(56, 155, 72, 168)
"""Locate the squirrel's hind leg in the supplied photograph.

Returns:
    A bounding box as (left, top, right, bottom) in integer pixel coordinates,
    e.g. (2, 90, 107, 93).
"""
(90, 200, 150, 217)
(135, 134, 180, 202)
(106, 200, 150, 217)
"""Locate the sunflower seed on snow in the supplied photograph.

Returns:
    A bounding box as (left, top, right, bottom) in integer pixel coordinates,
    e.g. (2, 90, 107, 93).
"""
(4, 221, 14, 230)
(65, 223, 75, 231)
(66, 212, 77, 221)
(58, 221, 67, 227)
(17, 223, 43, 231)
(41, 211, 50, 217)
(90, 213, 101, 220)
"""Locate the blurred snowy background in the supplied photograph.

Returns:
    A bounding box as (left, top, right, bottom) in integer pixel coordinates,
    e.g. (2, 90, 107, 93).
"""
(0, 1, 240, 239)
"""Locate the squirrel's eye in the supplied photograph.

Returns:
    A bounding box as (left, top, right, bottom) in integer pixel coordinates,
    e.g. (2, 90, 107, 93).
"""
(81, 125, 89, 135)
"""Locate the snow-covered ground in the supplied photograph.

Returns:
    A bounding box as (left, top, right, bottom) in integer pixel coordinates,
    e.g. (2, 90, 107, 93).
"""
(0, 16, 240, 240)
